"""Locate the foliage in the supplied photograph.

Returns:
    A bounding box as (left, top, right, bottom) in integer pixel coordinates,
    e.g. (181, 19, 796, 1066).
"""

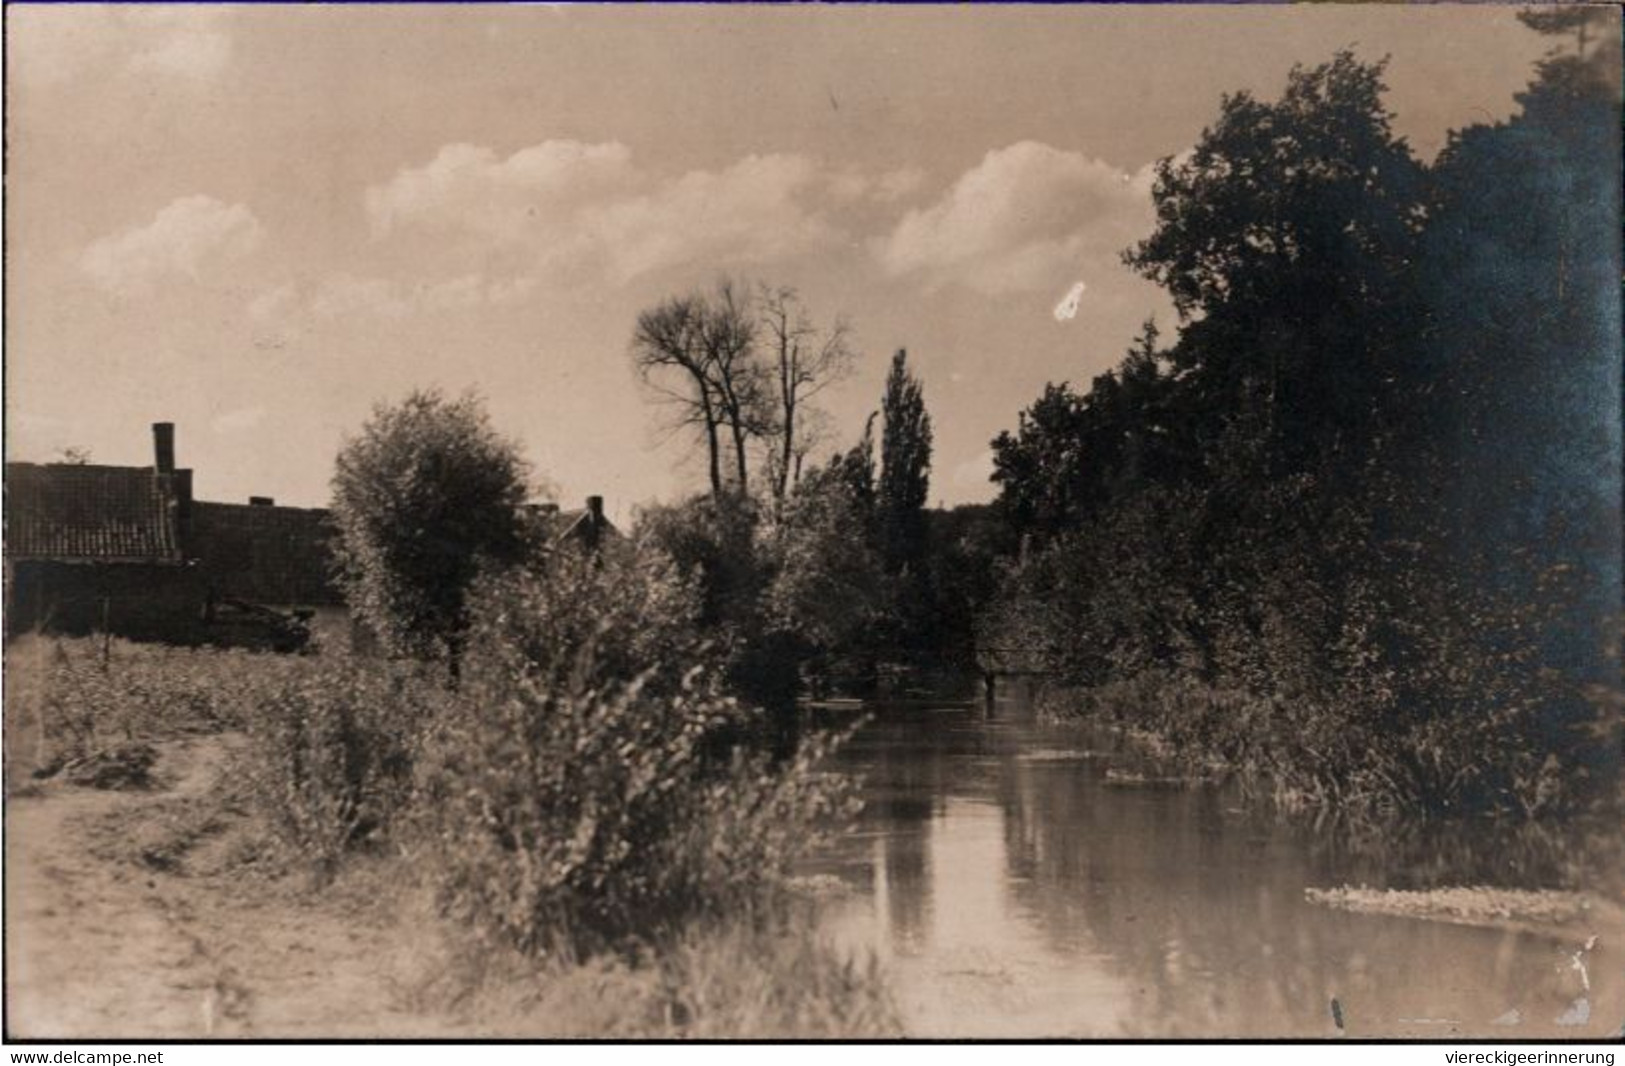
(991, 320, 1179, 547)
(330, 389, 530, 664)
(632, 280, 854, 508)
(646, 911, 898, 1038)
(19, 636, 308, 770)
(1126, 51, 1426, 490)
(237, 653, 435, 872)
(412, 549, 861, 958)
(877, 349, 933, 578)
(763, 460, 885, 655)
(985, 44, 1621, 822)
(635, 494, 765, 635)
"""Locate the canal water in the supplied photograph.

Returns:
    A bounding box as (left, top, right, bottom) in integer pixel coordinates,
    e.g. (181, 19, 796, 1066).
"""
(806, 702, 1622, 1039)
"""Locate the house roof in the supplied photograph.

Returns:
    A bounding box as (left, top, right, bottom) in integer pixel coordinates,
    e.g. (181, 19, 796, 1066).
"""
(190, 501, 344, 606)
(524, 504, 621, 548)
(5, 463, 183, 564)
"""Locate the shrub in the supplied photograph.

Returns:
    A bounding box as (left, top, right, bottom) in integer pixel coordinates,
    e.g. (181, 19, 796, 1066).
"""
(237, 653, 435, 872)
(413, 548, 860, 958)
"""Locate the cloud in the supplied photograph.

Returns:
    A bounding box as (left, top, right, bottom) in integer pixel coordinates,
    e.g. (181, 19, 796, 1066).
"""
(828, 165, 927, 205)
(875, 141, 1155, 295)
(364, 141, 848, 286)
(80, 195, 263, 295)
(582, 154, 839, 283)
(12, 7, 232, 87)
(364, 141, 638, 238)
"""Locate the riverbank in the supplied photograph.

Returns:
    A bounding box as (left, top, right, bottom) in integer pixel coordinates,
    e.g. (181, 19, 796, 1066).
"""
(1030, 674, 1622, 843)
(6, 730, 898, 1038)
(3, 637, 899, 1039)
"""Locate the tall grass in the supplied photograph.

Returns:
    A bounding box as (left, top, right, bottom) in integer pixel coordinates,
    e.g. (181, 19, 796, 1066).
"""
(5, 544, 894, 1037)
(11, 634, 311, 776)
(414, 551, 860, 958)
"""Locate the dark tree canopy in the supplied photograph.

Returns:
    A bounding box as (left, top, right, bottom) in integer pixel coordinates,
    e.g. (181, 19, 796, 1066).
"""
(1125, 51, 1427, 484)
(983, 38, 1623, 817)
(877, 349, 933, 578)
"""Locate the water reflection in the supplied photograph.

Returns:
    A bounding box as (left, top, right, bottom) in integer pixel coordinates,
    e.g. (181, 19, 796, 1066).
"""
(811, 705, 1622, 1039)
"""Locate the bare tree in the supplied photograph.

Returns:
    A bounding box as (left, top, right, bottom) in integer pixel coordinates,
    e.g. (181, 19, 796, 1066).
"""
(631, 280, 772, 500)
(704, 280, 769, 496)
(758, 284, 855, 508)
(764, 405, 835, 497)
(631, 293, 725, 497)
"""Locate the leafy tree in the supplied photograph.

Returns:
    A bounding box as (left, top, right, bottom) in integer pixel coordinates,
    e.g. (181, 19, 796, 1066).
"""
(1126, 51, 1426, 486)
(330, 389, 530, 667)
(982, 38, 1622, 819)
(877, 349, 932, 578)
(763, 459, 885, 664)
(991, 319, 1178, 546)
(1418, 11, 1622, 779)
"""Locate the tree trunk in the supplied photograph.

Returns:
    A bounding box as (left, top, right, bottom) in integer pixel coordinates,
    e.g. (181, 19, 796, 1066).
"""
(731, 420, 749, 493)
(777, 393, 795, 506)
(699, 390, 723, 499)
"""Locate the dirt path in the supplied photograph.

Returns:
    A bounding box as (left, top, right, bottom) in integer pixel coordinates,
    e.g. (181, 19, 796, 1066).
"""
(6, 736, 470, 1039)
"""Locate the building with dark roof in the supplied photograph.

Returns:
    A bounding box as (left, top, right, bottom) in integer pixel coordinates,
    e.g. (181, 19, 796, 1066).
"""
(191, 500, 341, 609)
(4, 425, 205, 641)
(523, 495, 621, 554)
(5, 422, 619, 648)
(4, 423, 340, 646)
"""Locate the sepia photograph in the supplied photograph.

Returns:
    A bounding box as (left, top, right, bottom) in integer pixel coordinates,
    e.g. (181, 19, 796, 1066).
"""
(2, 1, 1622, 1045)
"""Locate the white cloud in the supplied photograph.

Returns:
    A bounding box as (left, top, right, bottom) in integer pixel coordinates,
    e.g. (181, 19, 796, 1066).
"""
(875, 141, 1155, 295)
(582, 154, 838, 283)
(828, 165, 926, 205)
(309, 274, 411, 320)
(364, 141, 847, 286)
(364, 140, 638, 238)
(80, 195, 263, 295)
(12, 7, 232, 87)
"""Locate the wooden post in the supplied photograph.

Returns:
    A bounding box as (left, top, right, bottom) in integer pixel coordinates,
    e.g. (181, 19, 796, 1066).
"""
(99, 594, 112, 670)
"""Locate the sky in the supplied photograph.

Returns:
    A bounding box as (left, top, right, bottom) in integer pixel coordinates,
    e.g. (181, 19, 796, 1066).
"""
(3, 3, 1563, 521)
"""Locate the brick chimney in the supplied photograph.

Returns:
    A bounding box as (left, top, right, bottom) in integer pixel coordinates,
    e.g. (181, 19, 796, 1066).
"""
(153, 422, 175, 473)
(174, 469, 194, 554)
(586, 495, 605, 550)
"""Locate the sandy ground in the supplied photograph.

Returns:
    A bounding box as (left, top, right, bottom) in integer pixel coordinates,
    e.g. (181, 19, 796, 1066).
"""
(5, 734, 468, 1040)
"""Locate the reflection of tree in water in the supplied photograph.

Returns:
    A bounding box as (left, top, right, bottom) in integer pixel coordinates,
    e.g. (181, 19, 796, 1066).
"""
(993, 754, 1612, 1036)
(837, 708, 996, 950)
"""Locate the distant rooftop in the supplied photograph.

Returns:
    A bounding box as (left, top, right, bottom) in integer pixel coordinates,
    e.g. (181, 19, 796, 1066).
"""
(5, 463, 183, 564)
